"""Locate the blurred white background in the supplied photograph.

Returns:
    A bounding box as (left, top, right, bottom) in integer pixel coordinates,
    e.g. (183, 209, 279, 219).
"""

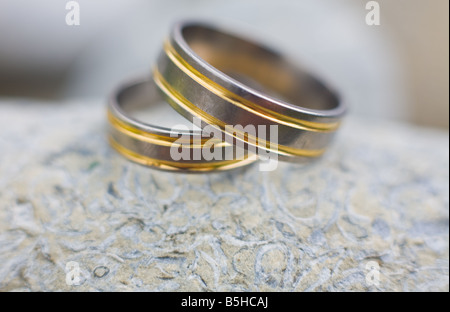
(0, 0, 448, 129)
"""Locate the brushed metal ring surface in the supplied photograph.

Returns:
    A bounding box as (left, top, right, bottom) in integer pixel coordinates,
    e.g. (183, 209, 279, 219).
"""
(155, 21, 346, 163)
(107, 77, 257, 172)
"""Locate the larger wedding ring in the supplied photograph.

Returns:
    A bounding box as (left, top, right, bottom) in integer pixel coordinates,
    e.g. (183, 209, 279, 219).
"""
(155, 21, 346, 163)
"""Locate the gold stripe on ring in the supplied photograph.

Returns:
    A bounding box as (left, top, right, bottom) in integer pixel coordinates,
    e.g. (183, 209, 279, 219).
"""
(163, 40, 340, 133)
(108, 110, 228, 148)
(154, 69, 326, 158)
(108, 135, 257, 171)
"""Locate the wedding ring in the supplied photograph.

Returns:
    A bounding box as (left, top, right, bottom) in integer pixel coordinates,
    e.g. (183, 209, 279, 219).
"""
(155, 21, 346, 162)
(107, 77, 257, 172)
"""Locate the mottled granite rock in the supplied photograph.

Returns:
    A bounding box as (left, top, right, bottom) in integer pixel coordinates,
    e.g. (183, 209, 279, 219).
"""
(0, 100, 448, 291)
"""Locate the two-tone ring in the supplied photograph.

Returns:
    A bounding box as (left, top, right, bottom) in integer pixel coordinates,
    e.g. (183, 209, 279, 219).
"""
(107, 77, 257, 172)
(155, 21, 346, 163)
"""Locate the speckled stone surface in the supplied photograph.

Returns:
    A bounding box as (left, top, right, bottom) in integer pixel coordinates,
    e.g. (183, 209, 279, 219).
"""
(0, 100, 448, 292)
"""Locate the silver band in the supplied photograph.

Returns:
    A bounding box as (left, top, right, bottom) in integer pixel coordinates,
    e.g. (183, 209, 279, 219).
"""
(107, 77, 256, 172)
(155, 21, 346, 162)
